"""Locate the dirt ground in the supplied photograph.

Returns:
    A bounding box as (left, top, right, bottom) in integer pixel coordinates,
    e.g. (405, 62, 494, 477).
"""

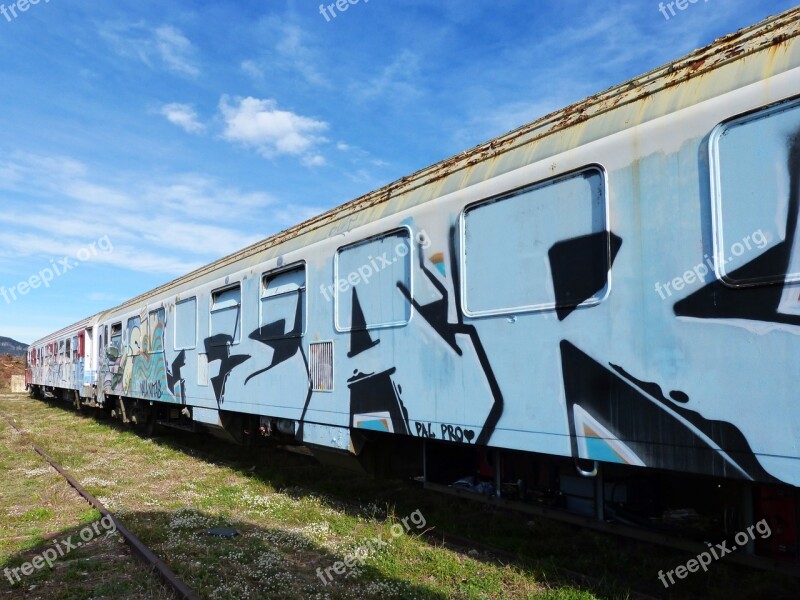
(0, 356, 23, 392)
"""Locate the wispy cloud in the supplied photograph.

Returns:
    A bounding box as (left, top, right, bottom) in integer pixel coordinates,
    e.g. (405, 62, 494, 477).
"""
(241, 20, 329, 88)
(0, 153, 311, 276)
(240, 59, 264, 82)
(98, 22, 200, 78)
(159, 103, 205, 134)
(153, 26, 200, 77)
(331, 142, 391, 187)
(219, 96, 329, 164)
(274, 23, 329, 87)
(350, 50, 422, 102)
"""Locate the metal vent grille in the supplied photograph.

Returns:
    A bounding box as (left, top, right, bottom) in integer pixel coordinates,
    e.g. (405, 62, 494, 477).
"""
(309, 341, 334, 392)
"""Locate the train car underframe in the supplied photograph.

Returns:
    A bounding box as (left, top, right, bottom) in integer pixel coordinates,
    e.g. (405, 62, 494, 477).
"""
(357, 431, 800, 573)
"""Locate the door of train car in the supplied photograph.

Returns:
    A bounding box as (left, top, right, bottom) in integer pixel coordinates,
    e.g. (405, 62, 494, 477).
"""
(25, 349, 31, 388)
(81, 328, 96, 399)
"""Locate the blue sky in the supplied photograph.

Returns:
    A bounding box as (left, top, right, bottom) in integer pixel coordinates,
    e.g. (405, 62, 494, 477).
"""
(0, 0, 795, 344)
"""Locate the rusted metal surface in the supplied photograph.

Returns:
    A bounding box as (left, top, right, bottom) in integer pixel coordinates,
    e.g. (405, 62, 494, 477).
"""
(100, 6, 800, 316)
(1, 413, 199, 600)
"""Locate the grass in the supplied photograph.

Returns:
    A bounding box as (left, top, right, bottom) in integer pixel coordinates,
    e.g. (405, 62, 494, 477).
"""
(0, 392, 797, 599)
(0, 400, 171, 599)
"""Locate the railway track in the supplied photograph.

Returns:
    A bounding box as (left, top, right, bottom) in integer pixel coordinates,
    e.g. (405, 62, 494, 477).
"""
(0, 412, 199, 600)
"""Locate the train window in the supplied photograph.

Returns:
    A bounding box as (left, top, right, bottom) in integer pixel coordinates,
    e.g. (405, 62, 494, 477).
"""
(147, 308, 165, 353)
(461, 167, 608, 317)
(65, 339, 71, 360)
(260, 265, 306, 339)
(127, 316, 141, 356)
(175, 297, 198, 350)
(72, 336, 78, 361)
(335, 229, 412, 331)
(110, 323, 122, 350)
(210, 285, 242, 346)
(711, 98, 800, 291)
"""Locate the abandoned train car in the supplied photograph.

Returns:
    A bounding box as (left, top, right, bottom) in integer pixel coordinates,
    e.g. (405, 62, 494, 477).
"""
(27, 8, 800, 560)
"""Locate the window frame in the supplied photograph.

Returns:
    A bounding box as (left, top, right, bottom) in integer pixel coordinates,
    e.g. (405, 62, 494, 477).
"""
(143, 308, 164, 355)
(126, 316, 141, 355)
(209, 283, 243, 346)
(174, 296, 198, 351)
(333, 226, 414, 333)
(458, 164, 610, 318)
(709, 96, 800, 288)
(110, 322, 122, 350)
(259, 262, 307, 341)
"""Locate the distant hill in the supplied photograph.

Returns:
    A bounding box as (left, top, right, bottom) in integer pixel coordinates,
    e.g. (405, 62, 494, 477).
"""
(0, 336, 27, 356)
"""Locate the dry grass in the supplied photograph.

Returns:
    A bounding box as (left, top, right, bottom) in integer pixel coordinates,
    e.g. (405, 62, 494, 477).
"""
(1, 393, 797, 600)
(0, 397, 175, 599)
(0, 395, 564, 599)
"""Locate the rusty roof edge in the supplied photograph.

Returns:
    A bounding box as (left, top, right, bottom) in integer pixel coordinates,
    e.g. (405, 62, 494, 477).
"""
(86, 6, 800, 321)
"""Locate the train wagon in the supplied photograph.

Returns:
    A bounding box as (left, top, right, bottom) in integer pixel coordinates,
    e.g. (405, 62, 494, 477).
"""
(28, 7, 800, 561)
(27, 315, 100, 409)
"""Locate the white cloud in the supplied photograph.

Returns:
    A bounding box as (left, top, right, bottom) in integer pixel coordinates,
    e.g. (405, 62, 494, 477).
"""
(302, 154, 326, 167)
(98, 22, 200, 78)
(219, 96, 329, 164)
(159, 103, 205, 134)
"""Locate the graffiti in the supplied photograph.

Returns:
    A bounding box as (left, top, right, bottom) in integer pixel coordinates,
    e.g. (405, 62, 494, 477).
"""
(397, 226, 504, 446)
(348, 368, 410, 434)
(98, 307, 180, 405)
(347, 288, 380, 358)
(560, 340, 777, 481)
(414, 421, 475, 443)
(138, 379, 163, 400)
(414, 422, 436, 438)
(167, 350, 187, 405)
(102, 342, 123, 393)
(549, 231, 622, 320)
(245, 293, 305, 384)
(203, 334, 250, 407)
